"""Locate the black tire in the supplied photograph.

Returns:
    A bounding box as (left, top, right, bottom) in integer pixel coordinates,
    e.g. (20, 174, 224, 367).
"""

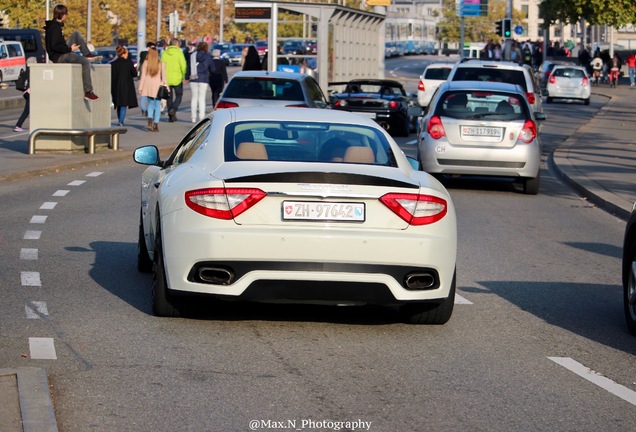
(152, 219, 182, 317)
(624, 241, 636, 336)
(584, 97, 590, 106)
(397, 116, 410, 137)
(522, 172, 540, 195)
(137, 211, 153, 273)
(546, 96, 553, 104)
(401, 272, 456, 324)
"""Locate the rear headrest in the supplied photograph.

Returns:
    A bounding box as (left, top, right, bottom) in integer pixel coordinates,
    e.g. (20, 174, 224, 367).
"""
(343, 146, 374, 164)
(236, 142, 268, 160)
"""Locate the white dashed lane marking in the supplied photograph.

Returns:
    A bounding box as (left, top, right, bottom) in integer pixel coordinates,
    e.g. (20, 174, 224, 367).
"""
(23, 230, 42, 240)
(549, 357, 636, 406)
(52, 190, 69, 197)
(86, 171, 104, 177)
(29, 337, 57, 359)
(25, 301, 49, 319)
(20, 248, 38, 260)
(30, 215, 48, 224)
(67, 180, 86, 186)
(455, 294, 472, 305)
(21, 271, 41, 287)
(40, 202, 57, 210)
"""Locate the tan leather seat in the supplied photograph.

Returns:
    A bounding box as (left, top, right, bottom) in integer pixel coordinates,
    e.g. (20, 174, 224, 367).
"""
(236, 142, 268, 160)
(343, 146, 374, 163)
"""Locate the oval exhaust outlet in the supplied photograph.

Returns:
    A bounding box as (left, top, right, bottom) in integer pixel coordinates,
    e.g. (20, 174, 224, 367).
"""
(198, 267, 234, 285)
(404, 272, 436, 290)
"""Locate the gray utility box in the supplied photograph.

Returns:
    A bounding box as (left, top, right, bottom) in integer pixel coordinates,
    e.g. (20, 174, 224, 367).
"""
(30, 63, 111, 152)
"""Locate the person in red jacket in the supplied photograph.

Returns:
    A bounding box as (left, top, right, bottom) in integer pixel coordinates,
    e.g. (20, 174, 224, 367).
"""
(626, 53, 636, 87)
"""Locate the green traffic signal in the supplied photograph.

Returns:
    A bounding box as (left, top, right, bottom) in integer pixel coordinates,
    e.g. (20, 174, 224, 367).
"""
(503, 19, 512, 38)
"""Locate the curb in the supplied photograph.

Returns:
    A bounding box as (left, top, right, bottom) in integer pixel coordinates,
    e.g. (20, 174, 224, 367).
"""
(0, 96, 25, 110)
(0, 368, 58, 432)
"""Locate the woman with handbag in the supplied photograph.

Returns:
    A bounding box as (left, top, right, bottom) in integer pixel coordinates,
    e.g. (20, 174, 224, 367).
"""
(139, 46, 168, 132)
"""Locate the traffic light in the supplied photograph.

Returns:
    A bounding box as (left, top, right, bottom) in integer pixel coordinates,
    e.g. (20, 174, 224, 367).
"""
(495, 20, 502, 37)
(502, 18, 512, 38)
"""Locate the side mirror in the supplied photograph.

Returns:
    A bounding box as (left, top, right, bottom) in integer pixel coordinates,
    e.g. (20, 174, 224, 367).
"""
(406, 156, 420, 171)
(133, 145, 161, 165)
(534, 112, 547, 122)
(408, 105, 423, 117)
(541, 88, 549, 97)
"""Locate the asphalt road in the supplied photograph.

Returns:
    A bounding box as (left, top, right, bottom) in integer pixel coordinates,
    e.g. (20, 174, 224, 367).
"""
(1, 56, 635, 431)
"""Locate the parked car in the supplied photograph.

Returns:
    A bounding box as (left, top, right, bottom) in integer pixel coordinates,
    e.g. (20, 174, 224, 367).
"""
(535, 59, 576, 89)
(0, 40, 26, 83)
(544, 65, 591, 105)
(133, 107, 457, 323)
(255, 40, 268, 57)
(211, 42, 231, 65)
(417, 81, 547, 194)
(96, 49, 117, 64)
(447, 59, 543, 114)
(623, 202, 636, 336)
(215, 71, 329, 109)
(281, 40, 307, 55)
(417, 62, 454, 110)
(329, 79, 416, 137)
(224, 43, 253, 66)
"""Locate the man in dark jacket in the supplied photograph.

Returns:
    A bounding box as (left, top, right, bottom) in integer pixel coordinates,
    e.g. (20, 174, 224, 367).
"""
(45, 4, 101, 100)
(209, 49, 228, 107)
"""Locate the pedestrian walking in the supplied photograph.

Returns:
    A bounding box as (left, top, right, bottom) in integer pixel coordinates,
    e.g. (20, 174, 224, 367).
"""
(110, 46, 138, 126)
(186, 41, 216, 123)
(241, 45, 261, 71)
(14, 57, 36, 132)
(139, 47, 168, 132)
(161, 38, 187, 122)
(209, 49, 228, 107)
(138, 41, 156, 116)
(44, 4, 102, 101)
(626, 53, 636, 87)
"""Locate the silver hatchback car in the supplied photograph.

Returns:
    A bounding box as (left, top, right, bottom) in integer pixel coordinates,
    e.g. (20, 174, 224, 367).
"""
(417, 81, 547, 194)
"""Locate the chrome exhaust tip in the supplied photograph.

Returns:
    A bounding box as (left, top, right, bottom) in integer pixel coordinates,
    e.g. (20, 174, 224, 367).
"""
(198, 267, 234, 285)
(404, 272, 436, 290)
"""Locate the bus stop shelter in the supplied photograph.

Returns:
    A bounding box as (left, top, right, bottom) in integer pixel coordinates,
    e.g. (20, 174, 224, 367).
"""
(235, 1, 386, 92)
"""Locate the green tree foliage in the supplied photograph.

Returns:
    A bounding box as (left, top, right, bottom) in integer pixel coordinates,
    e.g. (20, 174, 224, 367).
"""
(539, 0, 636, 27)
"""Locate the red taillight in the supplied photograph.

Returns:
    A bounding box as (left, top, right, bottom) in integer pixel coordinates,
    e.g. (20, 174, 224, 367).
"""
(519, 119, 537, 143)
(418, 80, 425, 91)
(380, 193, 447, 225)
(389, 100, 399, 109)
(526, 92, 535, 105)
(548, 75, 556, 85)
(215, 100, 239, 109)
(427, 115, 446, 140)
(334, 100, 346, 107)
(285, 104, 310, 108)
(581, 77, 589, 86)
(185, 188, 266, 219)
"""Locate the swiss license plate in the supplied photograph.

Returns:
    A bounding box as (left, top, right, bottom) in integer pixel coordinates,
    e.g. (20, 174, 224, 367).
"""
(354, 112, 376, 119)
(461, 126, 502, 137)
(282, 201, 365, 222)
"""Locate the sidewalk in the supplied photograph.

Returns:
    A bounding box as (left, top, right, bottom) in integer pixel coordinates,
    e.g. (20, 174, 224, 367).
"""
(0, 81, 635, 432)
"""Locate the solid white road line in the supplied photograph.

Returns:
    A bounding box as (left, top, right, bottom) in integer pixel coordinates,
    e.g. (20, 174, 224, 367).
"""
(29, 337, 57, 360)
(29, 215, 47, 224)
(67, 180, 86, 186)
(23, 230, 42, 240)
(39, 202, 57, 210)
(20, 248, 38, 260)
(25, 301, 49, 319)
(549, 357, 636, 406)
(52, 190, 69, 197)
(21, 272, 41, 287)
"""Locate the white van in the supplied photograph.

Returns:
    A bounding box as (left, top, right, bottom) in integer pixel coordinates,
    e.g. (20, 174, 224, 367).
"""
(0, 40, 26, 83)
(462, 43, 485, 59)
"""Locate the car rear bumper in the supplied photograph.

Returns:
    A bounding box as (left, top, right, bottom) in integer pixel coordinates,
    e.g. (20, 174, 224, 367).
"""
(160, 217, 457, 304)
(419, 139, 540, 178)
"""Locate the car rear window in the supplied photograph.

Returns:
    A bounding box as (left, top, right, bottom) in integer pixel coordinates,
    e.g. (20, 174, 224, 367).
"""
(452, 67, 528, 91)
(224, 78, 304, 101)
(224, 121, 397, 166)
(553, 68, 585, 78)
(435, 90, 529, 120)
(425, 67, 452, 80)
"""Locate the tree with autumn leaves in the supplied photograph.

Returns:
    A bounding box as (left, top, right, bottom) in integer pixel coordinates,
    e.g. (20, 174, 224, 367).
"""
(0, 0, 311, 47)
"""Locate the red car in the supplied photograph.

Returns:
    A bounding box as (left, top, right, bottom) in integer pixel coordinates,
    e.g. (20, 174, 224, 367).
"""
(255, 40, 268, 57)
